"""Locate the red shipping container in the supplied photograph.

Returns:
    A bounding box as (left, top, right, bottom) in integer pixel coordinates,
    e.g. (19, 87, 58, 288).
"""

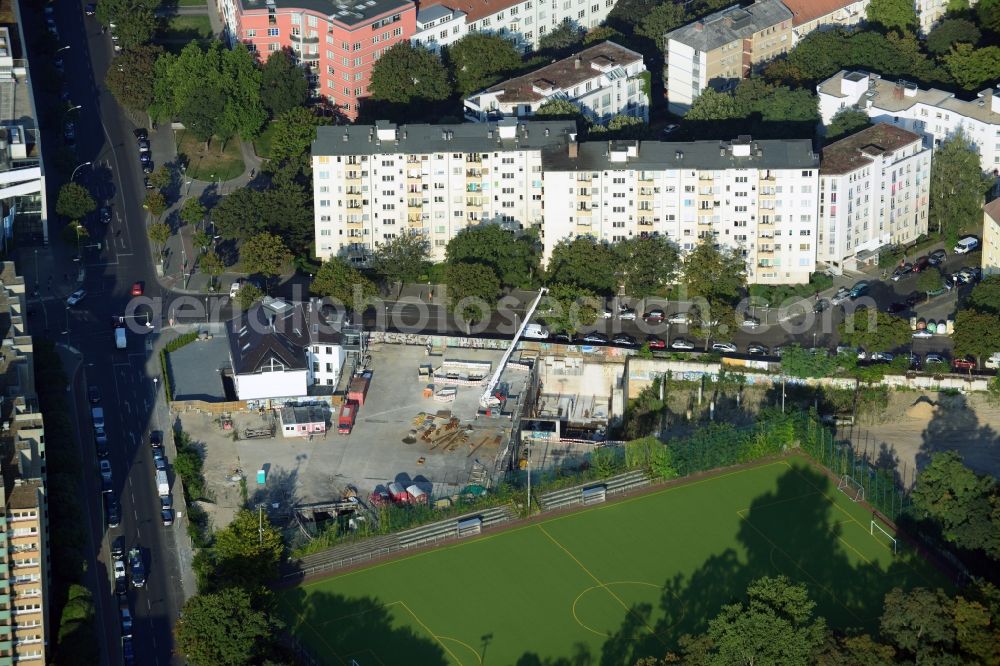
(348, 376, 370, 406)
(337, 402, 357, 434)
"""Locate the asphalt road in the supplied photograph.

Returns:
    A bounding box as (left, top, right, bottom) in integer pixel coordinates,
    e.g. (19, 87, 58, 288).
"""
(28, 3, 185, 665)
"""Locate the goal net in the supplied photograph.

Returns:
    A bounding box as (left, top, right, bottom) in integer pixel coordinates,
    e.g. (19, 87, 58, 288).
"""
(837, 474, 865, 502)
(870, 519, 898, 555)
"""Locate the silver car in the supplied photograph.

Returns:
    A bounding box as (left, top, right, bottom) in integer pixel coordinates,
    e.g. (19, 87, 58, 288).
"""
(670, 338, 695, 350)
(712, 342, 737, 353)
(830, 287, 851, 305)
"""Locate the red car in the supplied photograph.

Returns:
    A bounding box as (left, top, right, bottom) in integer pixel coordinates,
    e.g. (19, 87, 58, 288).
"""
(645, 335, 666, 349)
(131, 282, 143, 296)
(952, 357, 976, 370)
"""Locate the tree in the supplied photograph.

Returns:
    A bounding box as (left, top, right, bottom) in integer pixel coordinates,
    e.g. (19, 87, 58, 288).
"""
(446, 262, 501, 323)
(142, 191, 167, 218)
(447, 33, 522, 96)
(179, 197, 206, 228)
(105, 45, 162, 114)
(213, 509, 284, 591)
(978, 0, 1000, 33)
(910, 451, 1000, 558)
(147, 222, 170, 254)
(954, 309, 1000, 365)
(55, 182, 96, 220)
(825, 108, 872, 142)
(969, 275, 1000, 314)
(929, 133, 991, 244)
(257, 179, 314, 256)
(838, 310, 910, 352)
(310, 257, 378, 308)
(97, 0, 157, 50)
(546, 236, 617, 294)
(371, 234, 430, 284)
(538, 19, 584, 52)
(926, 18, 981, 55)
(445, 225, 539, 288)
(239, 232, 291, 286)
(220, 43, 267, 141)
(635, 1, 685, 49)
(682, 576, 827, 665)
(866, 0, 918, 33)
(368, 43, 451, 106)
(541, 282, 598, 335)
(881, 587, 958, 661)
(61, 221, 89, 248)
(779, 344, 842, 378)
(175, 589, 275, 666)
(266, 106, 330, 166)
(583, 26, 623, 45)
(590, 114, 648, 139)
(614, 236, 680, 298)
(682, 237, 746, 306)
(198, 252, 224, 289)
(945, 43, 1000, 91)
(259, 48, 308, 118)
(180, 85, 226, 147)
(533, 99, 585, 121)
(212, 188, 267, 242)
(192, 230, 212, 255)
(235, 283, 264, 310)
(916, 267, 943, 298)
(148, 165, 173, 190)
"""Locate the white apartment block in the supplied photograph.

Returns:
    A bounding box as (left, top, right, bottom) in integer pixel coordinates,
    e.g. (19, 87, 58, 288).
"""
(914, 0, 978, 34)
(464, 41, 649, 123)
(664, 0, 793, 116)
(780, 0, 868, 44)
(418, 0, 618, 53)
(817, 124, 931, 273)
(312, 120, 575, 263)
(818, 70, 1000, 174)
(982, 198, 1000, 276)
(542, 136, 820, 284)
(411, 4, 468, 53)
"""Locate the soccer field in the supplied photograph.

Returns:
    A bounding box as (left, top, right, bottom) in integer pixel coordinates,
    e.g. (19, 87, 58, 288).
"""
(278, 456, 947, 666)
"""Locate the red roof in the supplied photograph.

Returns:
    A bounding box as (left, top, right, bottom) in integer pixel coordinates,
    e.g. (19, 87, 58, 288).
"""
(985, 197, 1000, 225)
(421, 0, 519, 24)
(781, 0, 859, 27)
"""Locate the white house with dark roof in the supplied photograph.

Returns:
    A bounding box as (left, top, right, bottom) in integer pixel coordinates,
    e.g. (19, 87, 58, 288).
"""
(463, 41, 648, 123)
(227, 298, 359, 401)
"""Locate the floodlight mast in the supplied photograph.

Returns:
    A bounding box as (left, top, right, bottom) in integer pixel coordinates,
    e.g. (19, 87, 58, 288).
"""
(479, 287, 548, 408)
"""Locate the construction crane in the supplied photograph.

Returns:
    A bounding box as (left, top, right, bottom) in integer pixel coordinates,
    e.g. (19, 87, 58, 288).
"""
(480, 288, 548, 409)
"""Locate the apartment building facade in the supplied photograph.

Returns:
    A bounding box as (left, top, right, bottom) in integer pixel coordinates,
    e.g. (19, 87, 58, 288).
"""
(664, 0, 793, 115)
(410, 4, 468, 53)
(217, 0, 416, 119)
(463, 42, 648, 123)
(982, 198, 1000, 276)
(817, 124, 931, 273)
(312, 120, 575, 263)
(818, 70, 1000, 174)
(542, 136, 820, 284)
(779, 0, 868, 44)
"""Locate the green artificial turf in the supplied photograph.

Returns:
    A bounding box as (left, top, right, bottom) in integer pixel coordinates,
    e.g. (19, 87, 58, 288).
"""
(278, 456, 947, 665)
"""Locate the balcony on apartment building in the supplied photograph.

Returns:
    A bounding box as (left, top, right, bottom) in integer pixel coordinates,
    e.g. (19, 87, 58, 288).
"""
(290, 31, 320, 44)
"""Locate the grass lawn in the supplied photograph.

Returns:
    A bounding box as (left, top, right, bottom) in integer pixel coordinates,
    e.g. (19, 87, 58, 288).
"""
(253, 121, 278, 161)
(157, 14, 213, 41)
(278, 456, 947, 666)
(175, 130, 245, 182)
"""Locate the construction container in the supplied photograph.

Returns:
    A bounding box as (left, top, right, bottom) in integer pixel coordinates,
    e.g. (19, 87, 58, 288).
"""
(348, 375, 370, 406)
(338, 402, 357, 434)
(406, 485, 428, 505)
(388, 482, 407, 503)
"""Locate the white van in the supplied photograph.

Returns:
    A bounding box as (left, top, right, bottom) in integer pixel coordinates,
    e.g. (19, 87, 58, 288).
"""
(229, 279, 243, 298)
(523, 324, 549, 340)
(115, 327, 126, 349)
(954, 237, 979, 254)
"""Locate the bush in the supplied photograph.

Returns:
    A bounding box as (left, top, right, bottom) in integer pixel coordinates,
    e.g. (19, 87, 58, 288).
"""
(173, 429, 207, 501)
(166, 330, 199, 352)
(748, 272, 834, 306)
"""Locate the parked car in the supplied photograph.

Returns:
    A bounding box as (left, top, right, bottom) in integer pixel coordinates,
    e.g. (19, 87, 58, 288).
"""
(618, 307, 637, 321)
(134, 128, 148, 141)
(137, 139, 150, 153)
(85, 3, 97, 15)
(105, 496, 121, 528)
(99, 459, 113, 482)
(886, 302, 907, 314)
(139, 152, 151, 165)
(830, 287, 851, 305)
(905, 292, 922, 307)
(130, 281, 143, 296)
(645, 335, 666, 349)
(143, 177, 154, 190)
(712, 342, 737, 353)
(670, 338, 695, 350)
(813, 299, 830, 313)
(580, 332, 608, 344)
(869, 352, 894, 362)
(552, 332, 572, 343)
(153, 448, 166, 472)
(142, 162, 153, 174)
(747, 344, 769, 355)
(111, 535, 125, 560)
(912, 329, 933, 338)
(928, 249, 946, 265)
(643, 308, 665, 323)
(912, 256, 930, 272)
(667, 312, 691, 325)
(612, 333, 636, 346)
(88, 385, 100, 403)
(94, 429, 109, 457)
(849, 281, 870, 298)
(954, 236, 979, 254)
(925, 354, 947, 365)
(160, 496, 174, 526)
(149, 431, 162, 449)
(741, 317, 760, 329)
(953, 356, 977, 370)
(120, 604, 133, 638)
(891, 263, 912, 281)
(771, 346, 784, 357)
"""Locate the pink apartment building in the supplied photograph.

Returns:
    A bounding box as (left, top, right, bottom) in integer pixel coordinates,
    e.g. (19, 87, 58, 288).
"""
(218, 0, 417, 119)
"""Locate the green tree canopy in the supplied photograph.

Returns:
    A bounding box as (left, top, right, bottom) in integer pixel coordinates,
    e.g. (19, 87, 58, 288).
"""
(916, 266, 943, 297)
(445, 225, 539, 288)
(240, 232, 291, 283)
(446, 262, 501, 323)
(220, 43, 267, 140)
(837, 310, 910, 352)
(583, 26, 624, 45)
(538, 19, 584, 52)
(614, 236, 680, 298)
(881, 587, 957, 662)
(55, 182, 96, 220)
(310, 257, 378, 309)
(635, 2, 685, 49)
(447, 33, 523, 96)
(368, 43, 451, 106)
(259, 48, 309, 118)
(371, 234, 430, 284)
(968, 275, 1000, 314)
(212, 187, 268, 242)
(911, 451, 1000, 558)
(540, 282, 598, 335)
(825, 108, 872, 142)
(198, 252, 224, 284)
(97, 0, 157, 50)
(235, 282, 264, 310)
(866, 0, 918, 32)
(267, 106, 331, 165)
(978, 0, 1000, 33)
(589, 114, 648, 139)
(142, 191, 167, 218)
(213, 508, 284, 591)
(175, 589, 275, 666)
(546, 236, 617, 295)
(681, 237, 746, 307)
(534, 98, 585, 121)
(148, 165, 173, 190)
(147, 221, 170, 253)
(179, 82, 226, 146)
(953, 309, 1000, 365)
(926, 18, 981, 55)
(945, 43, 1000, 91)
(779, 344, 842, 378)
(179, 197, 206, 228)
(929, 133, 991, 243)
(105, 45, 162, 114)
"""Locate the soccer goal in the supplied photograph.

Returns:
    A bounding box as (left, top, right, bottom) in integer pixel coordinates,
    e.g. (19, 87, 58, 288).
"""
(837, 474, 865, 502)
(871, 519, 898, 555)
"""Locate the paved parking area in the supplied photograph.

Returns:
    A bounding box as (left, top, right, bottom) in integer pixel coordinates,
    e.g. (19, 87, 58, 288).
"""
(168, 334, 230, 401)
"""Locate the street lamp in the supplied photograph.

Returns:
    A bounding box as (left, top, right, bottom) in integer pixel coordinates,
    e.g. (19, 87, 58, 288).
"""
(56, 45, 70, 54)
(66, 104, 82, 114)
(70, 161, 92, 180)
